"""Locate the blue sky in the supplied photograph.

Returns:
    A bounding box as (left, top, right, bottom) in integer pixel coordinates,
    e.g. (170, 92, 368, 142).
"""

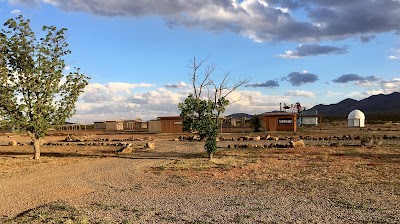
(1, 0, 400, 122)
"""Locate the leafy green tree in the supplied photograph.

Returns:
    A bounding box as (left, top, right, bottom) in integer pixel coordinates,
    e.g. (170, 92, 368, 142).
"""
(179, 57, 248, 160)
(0, 15, 89, 159)
(250, 114, 262, 132)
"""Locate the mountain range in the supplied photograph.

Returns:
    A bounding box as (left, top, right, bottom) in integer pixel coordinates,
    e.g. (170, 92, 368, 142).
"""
(308, 92, 400, 117)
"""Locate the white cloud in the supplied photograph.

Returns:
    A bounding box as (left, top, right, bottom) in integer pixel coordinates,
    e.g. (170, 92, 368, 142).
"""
(105, 82, 153, 93)
(223, 90, 292, 115)
(326, 90, 341, 97)
(24, 0, 400, 43)
(164, 81, 189, 88)
(279, 44, 348, 59)
(381, 78, 400, 93)
(11, 9, 22, 15)
(71, 84, 299, 122)
(285, 90, 315, 97)
(73, 82, 185, 122)
(365, 89, 384, 95)
(9, 0, 39, 6)
(346, 91, 365, 100)
(71, 79, 398, 123)
(387, 49, 400, 59)
(279, 50, 299, 59)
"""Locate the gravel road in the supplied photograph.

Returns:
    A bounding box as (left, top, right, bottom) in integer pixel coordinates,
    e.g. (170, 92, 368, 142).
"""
(0, 137, 399, 223)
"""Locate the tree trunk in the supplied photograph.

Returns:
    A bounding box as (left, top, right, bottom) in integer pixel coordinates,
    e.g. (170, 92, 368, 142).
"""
(32, 137, 41, 160)
(208, 152, 213, 160)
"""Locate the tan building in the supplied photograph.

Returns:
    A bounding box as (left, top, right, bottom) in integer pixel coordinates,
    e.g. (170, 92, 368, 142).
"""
(123, 119, 145, 130)
(148, 120, 161, 133)
(105, 120, 124, 131)
(261, 112, 297, 132)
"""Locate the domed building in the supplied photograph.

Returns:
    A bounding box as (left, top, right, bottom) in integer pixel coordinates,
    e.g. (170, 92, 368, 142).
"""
(348, 109, 365, 128)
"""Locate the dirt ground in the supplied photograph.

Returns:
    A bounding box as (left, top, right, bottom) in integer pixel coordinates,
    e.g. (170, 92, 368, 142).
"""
(0, 123, 399, 223)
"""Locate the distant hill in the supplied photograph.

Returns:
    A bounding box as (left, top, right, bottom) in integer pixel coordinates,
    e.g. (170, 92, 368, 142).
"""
(308, 92, 400, 117)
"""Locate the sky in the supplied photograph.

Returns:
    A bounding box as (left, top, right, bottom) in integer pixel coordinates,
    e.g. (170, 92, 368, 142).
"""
(1, 0, 400, 123)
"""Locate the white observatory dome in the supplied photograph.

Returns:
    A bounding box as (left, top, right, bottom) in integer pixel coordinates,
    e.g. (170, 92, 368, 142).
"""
(347, 109, 365, 120)
(347, 109, 365, 127)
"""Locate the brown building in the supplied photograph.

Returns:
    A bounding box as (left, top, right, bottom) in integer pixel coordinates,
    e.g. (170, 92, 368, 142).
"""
(261, 112, 297, 132)
(158, 116, 183, 133)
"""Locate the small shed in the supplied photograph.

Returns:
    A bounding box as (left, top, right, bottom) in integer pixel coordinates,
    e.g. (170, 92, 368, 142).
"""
(93, 122, 106, 129)
(158, 116, 183, 133)
(298, 110, 319, 126)
(106, 120, 124, 131)
(261, 111, 297, 132)
(348, 109, 365, 127)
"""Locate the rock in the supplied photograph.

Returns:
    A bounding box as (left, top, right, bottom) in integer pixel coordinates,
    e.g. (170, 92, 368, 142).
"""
(330, 142, 342, 147)
(289, 139, 305, 148)
(253, 136, 261, 141)
(116, 143, 133, 154)
(65, 134, 81, 142)
(145, 142, 156, 150)
(360, 137, 373, 147)
(39, 139, 47, 146)
(374, 137, 383, 146)
(8, 140, 17, 146)
(192, 135, 201, 141)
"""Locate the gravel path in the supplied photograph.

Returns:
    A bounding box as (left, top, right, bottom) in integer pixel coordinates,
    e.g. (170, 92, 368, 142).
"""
(1, 139, 399, 223)
(0, 157, 121, 216)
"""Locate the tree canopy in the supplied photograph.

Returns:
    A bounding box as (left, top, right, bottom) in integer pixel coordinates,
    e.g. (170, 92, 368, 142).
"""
(0, 15, 89, 159)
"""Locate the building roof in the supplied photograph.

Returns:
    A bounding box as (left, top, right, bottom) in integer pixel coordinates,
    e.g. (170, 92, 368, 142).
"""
(261, 111, 296, 117)
(157, 116, 182, 120)
(347, 109, 365, 120)
(226, 113, 253, 119)
(300, 109, 318, 116)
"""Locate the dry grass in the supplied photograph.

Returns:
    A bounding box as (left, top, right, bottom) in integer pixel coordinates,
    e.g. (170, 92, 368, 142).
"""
(155, 145, 400, 188)
(0, 125, 399, 223)
(2, 202, 88, 224)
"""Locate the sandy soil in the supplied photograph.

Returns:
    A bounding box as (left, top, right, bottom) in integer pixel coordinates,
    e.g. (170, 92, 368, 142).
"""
(0, 126, 399, 223)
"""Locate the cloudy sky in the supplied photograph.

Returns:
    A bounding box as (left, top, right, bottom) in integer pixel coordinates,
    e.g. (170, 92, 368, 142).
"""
(1, 0, 400, 123)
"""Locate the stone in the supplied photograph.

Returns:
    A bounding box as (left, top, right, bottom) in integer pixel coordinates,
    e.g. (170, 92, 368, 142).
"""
(289, 139, 305, 148)
(374, 137, 383, 146)
(330, 142, 342, 147)
(8, 140, 17, 146)
(253, 136, 261, 141)
(145, 142, 156, 150)
(360, 137, 373, 147)
(192, 135, 201, 141)
(39, 139, 47, 146)
(65, 134, 81, 142)
(116, 143, 133, 154)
